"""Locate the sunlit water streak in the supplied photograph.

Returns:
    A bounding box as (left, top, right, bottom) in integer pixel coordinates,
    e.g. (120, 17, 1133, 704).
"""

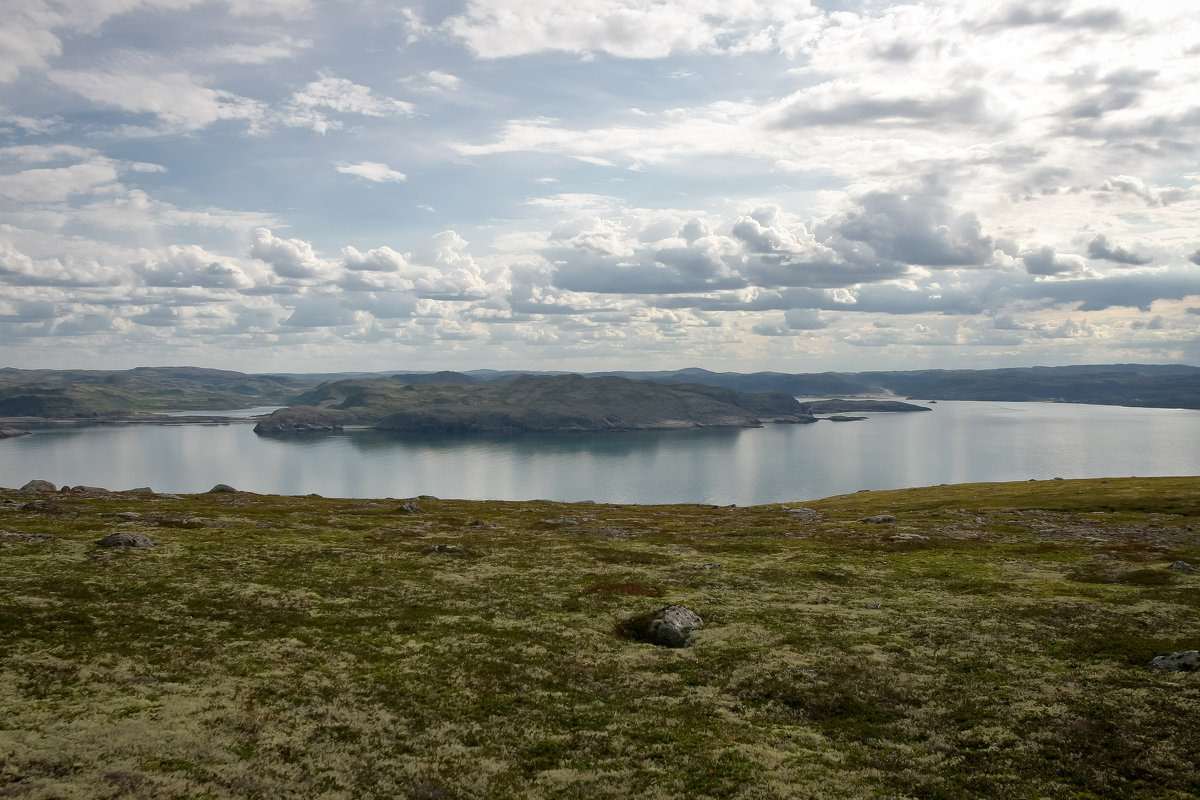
(2, 401, 1197, 504)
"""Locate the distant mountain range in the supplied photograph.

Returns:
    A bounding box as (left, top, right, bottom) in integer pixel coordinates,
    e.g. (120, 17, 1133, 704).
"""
(1, 363, 1197, 419)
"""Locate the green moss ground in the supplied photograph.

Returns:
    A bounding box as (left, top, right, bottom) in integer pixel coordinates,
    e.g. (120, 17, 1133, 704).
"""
(1, 477, 1198, 799)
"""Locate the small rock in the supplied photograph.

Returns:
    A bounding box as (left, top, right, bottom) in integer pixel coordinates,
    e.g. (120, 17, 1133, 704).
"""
(207, 484, 237, 493)
(889, 533, 930, 542)
(1148, 650, 1200, 671)
(786, 507, 824, 522)
(1168, 561, 1199, 572)
(619, 605, 704, 648)
(100, 512, 142, 521)
(19, 479, 56, 495)
(0, 530, 55, 542)
(859, 514, 896, 524)
(428, 544, 462, 553)
(398, 501, 420, 514)
(688, 562, 722, 570)
(96, 532, 159, 548)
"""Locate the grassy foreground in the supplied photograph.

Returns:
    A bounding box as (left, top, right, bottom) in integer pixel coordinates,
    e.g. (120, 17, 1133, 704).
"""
(2, 477, 1198, 799)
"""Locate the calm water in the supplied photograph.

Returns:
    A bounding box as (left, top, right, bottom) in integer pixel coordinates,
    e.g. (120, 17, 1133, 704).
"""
(3, 401, 1198, 504)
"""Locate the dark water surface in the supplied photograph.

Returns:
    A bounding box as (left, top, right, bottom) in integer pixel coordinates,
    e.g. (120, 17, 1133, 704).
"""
(3, 401, 1198, 504)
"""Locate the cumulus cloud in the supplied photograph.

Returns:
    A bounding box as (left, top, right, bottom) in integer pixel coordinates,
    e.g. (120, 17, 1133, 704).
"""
(248, 227, 326, 279)
(342, 245, 407, 272)
(136, 245, 254, 289)
(1021, 246, 1084, 276)
(335, 161, 407, 183)
(1086, 234, 1152, 265)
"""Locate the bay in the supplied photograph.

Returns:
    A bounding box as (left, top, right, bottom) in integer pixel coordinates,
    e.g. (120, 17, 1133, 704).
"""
(2, 401, 1198, 504)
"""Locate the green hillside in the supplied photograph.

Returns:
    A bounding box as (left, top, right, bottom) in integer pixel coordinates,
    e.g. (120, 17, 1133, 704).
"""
(2, 477, 1197, 798)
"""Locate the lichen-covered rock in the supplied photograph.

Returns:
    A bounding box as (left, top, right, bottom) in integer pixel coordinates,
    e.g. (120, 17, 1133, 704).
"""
(96, 533, 159, 548)
(619, 605, 704, 648)
(859, 514, 896, 524)
(1148, 650, 1200, 671)
(19, 479, 56, 495)
(1167, 560, 1199, 572)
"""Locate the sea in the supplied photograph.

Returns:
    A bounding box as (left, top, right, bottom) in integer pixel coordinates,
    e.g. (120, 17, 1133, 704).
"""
(2, 400, 1198, 505)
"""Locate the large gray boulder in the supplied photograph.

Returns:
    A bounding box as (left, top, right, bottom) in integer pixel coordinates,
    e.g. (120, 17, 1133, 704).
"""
(19, 479, 56, 495)
(1149, 650, 1199, 671)
(619, 605, 704, 648)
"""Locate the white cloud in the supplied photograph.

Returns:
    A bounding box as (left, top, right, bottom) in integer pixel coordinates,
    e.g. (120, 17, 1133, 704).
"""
(335, 161, 407, 183)
(48, 69, 265, 132)
(248, 227, 328, 279)
(445, 0, 822, 59)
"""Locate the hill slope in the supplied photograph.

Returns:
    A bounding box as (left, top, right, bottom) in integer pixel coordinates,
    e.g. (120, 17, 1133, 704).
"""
(1, 477, 1197, 798)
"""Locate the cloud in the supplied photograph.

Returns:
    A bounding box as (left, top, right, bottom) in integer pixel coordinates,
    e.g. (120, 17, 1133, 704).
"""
(136, 245, 254, 289)
(784, 308, 827, 330)
(772, 88, 987, 129)
(1021, 246, 1083, 276)
(335, 161, 407, 183)
(0, 159, 120, 202)
(444, 0, 822, 59)
(248, 227, 327, 279)
(1086, 234, 1152, 265)
(47, 69, 265, 132)
(341, 245, 407, 272)
(283, 74, 415, 133)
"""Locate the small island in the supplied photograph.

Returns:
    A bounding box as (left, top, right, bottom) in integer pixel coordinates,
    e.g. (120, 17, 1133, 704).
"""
(254, 373, 817, 434)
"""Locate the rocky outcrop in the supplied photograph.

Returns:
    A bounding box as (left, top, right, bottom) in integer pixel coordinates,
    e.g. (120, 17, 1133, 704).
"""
(859, 514, 897, 524)
(1148, 650, 1199, 671)
(19, 479, 56, 495)
(619, 605, 704, 647)
(208, 484, 238, 493)
(0, 425, 29, 438)
(1168, 560, 1199, 572)
(253, 406, 344, 434)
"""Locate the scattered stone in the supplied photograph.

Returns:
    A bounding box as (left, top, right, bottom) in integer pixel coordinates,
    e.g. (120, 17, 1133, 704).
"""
(0, 530, 55, 542)
(398, 501, 421, 514)
(207, 484, 237, 493)
(859, 514, 896, 524)
(618, 605, 704, 648)
(890, 533, 930, 542)
(688, 562, 722, 570)
(1148, 650, 1200, 671)
(1168, 560, 1199, 572)
(19, 479, 56, 495)
(100, 512, 142, 521)
(866, 602, 883, 609)
(67, 486, 109, 496)
(96, 532, 159, 548)
(428, 544, 462, 553)
(785, 507, 824, 522)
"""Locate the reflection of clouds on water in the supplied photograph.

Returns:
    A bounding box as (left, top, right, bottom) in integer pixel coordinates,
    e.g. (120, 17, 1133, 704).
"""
(3, 402, 1198, 503)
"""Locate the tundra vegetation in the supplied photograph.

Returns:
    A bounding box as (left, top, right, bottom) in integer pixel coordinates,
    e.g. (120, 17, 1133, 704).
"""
(1, 476, 1198, 799)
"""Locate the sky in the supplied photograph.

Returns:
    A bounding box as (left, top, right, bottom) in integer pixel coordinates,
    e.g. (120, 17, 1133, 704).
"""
(1, 0, 1198, 374)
